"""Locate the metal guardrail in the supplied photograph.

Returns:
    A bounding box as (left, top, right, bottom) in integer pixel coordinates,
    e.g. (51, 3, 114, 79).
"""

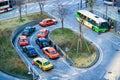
(10, 20, 41, 80)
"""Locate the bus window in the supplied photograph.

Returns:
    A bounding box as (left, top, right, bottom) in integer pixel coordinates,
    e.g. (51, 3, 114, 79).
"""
(80, 14, 84, 19)
(81, 14, 86, 20)
(0, 1, 8, 7)
(100, 22, 109, 29)
(87, 18, 91, 23)
(91, 20, 97, 26)
(83, 15, 86, 20)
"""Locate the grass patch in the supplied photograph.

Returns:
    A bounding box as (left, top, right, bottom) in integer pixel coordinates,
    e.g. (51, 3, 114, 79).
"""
(0, 12, 51, 78)
(0, 12, 51, 30)
(50, 28, 98, 68)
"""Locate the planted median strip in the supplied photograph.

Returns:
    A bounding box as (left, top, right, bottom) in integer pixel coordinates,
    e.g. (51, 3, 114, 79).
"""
(50, 28, 98, 68)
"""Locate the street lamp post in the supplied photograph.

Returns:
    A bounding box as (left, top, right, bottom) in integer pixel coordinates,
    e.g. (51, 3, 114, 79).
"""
(80, 0, 82, 9)
(105, 5, 108, 19)
(112, 0, 114, 7)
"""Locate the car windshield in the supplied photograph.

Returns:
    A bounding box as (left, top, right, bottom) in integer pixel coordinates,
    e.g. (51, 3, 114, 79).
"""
(99, 22, 109, 28)
(42, 19, 50, 22)
(23, 30, 29, 32)
(43, 61, 50, 66)
(30, 50, 36, 54)
(51, 51, 56, 54)
(41, 39, 47, 42)
(28, 47, 34, 50)
(39, 32, 44, 34)
(25, 27, 30, 30)
(20, 39, 27, 42)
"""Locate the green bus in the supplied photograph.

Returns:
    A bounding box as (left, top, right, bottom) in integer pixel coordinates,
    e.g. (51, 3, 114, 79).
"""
(76, 10, 110, 33)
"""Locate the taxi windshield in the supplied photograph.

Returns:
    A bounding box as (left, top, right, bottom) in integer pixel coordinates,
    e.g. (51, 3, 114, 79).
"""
(43, 61, 50, 66)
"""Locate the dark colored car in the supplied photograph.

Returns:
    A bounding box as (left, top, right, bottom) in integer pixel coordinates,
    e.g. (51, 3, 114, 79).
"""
(22, 45, 38, 57)
(22, 26, 35, 36)
(39, 18, 57, 27)
(36, 38, 49, 49)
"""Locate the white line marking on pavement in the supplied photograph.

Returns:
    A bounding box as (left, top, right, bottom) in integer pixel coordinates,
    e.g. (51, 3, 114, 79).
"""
(51, 76, 59, 79)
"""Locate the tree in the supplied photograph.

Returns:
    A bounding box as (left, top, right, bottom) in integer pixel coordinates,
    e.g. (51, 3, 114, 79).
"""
(85, 0, 88, 8)
(36, 0, 45, 15)
(25, 0, 28, 16)
(16, 0, 22, 21)
(53, 0, 68, 34)
(88, 0, 97, 12)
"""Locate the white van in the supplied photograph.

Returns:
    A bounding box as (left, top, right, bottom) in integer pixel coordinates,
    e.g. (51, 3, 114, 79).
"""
(104, 0, 116, 5)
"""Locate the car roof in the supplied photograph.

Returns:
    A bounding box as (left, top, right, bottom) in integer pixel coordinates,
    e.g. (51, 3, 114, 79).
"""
(43, 47, 55, 51)
(19, 36, 27, 40)
(33, 57, 48, 63)
(26, 45, 34, 49)
(38, 38, 47, 41)
(43, 18, 51, 21)
(40, 29, 47, 32)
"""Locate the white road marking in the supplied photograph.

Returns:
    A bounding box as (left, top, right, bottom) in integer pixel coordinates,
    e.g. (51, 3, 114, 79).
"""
(62, 1, 69, 5)
(104, 52, 120, 80)
(51, 76, 59, 79)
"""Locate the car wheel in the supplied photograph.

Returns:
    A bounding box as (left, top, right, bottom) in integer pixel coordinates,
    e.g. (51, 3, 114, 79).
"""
(98, 31, 101, 35)
(92, 27, 94, 31)
(55, 21, 57, 24)
(40, 46, 43, 49)
(36, 40, 38, 44)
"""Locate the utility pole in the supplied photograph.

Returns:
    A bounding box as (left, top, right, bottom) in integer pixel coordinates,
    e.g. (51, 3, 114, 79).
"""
(80, 0, 82, 9)
(112, 0, 114, 7)
(105, 4, 108, 19)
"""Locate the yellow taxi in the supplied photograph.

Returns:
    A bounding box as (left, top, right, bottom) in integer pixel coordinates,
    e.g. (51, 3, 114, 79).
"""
(32, 57, 53, 71)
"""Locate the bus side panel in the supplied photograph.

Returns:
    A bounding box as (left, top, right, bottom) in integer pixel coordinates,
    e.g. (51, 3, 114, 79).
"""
(83, 20, 93, 29)
(93, 26, 99, 32)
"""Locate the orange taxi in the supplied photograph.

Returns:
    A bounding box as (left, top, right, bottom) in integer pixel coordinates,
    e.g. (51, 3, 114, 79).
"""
(39, 18, 57, 27)
(42, 47, 60, 59)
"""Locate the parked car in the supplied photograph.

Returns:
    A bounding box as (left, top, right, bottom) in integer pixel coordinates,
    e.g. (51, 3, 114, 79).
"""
(22, 45, 38, 57)
(39, 18, 57, 27)
(36, 38, 49, 49)
(38, 29, 49, 38)
(32, 57, 53, 71)
(19, 36, 29, 46)
(22, 26, 35, 36)
(42, 47, 60, 59)
(103, 0, 116, 5)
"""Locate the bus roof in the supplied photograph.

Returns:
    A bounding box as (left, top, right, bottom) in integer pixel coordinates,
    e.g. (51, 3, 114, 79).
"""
(0, 0, 9, 3)
(77, 10, 107, 24)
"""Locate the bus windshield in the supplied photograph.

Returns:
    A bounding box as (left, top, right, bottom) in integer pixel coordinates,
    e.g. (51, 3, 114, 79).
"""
(0, 1, 8, 7)
(100, 22, 109, 28)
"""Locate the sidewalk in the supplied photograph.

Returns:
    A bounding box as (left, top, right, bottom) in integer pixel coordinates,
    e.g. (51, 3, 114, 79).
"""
(93, 6, 120, 22)
(92, 5, 120, 32)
